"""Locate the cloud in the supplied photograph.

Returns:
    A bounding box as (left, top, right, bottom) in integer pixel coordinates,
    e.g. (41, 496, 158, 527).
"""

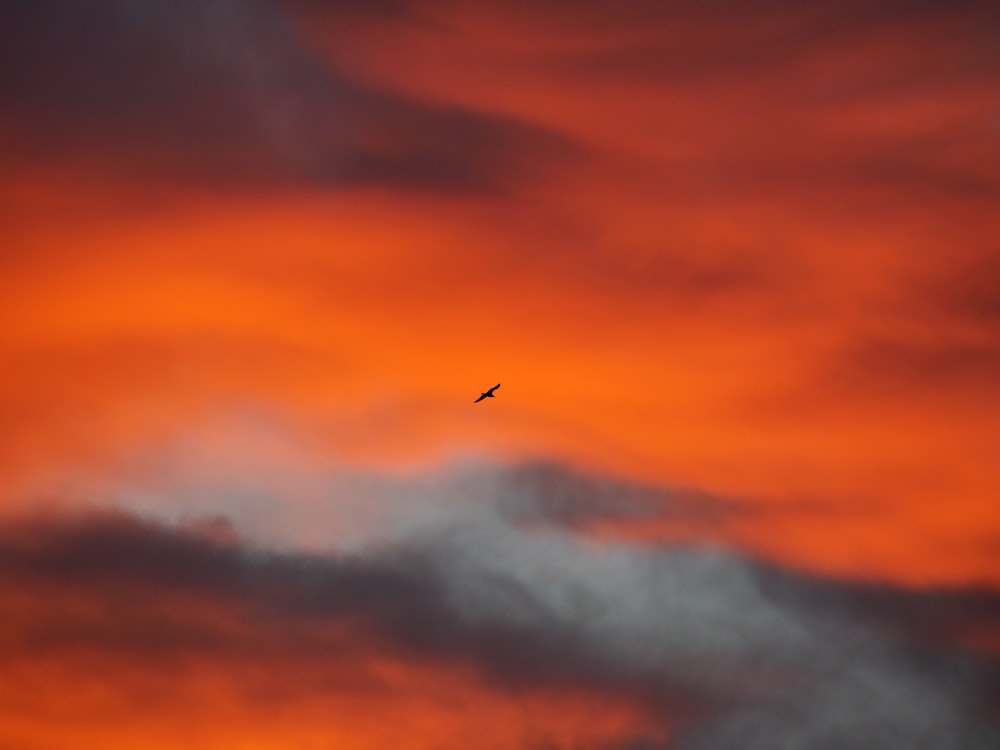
(495, 462, 734, 529)
(0, 0, 575, 194)
(2, 472, 997, 748)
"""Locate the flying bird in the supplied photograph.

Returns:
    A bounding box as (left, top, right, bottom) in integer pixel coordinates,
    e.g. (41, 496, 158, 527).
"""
(474, 383, 500, 403)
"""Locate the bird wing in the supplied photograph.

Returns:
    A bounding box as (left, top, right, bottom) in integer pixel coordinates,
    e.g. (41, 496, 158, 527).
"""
(474, 393, 487, 403)
(488, 383, 500, 394)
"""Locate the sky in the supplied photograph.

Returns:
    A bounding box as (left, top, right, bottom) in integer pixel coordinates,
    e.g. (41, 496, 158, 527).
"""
(1, 1, 998, 748)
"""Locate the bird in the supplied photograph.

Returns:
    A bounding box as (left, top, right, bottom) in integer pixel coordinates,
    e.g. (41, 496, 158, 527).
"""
(474, 383, 500, 403)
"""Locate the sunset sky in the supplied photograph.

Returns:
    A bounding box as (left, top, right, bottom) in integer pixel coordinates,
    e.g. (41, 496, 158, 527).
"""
(1, 1, 999, 748)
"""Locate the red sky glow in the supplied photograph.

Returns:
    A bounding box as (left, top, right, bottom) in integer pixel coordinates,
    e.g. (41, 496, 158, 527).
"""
(1, 2, 999, 748)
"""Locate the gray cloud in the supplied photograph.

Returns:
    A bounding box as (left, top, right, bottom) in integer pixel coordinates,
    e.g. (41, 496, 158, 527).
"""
(2, 465, 998, 748)
(496, 462, 735, 529)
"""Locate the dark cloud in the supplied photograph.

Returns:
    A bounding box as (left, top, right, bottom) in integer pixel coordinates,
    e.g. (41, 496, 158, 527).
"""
(1, 495, 997, 748)
(0, 0, 575, 194)
(752, 562, 1000, 671)
(280, 0, 414, 22)
(0, 510, 690, 703)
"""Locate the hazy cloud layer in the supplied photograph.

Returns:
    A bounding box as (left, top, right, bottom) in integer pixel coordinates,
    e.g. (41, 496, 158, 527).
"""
(2, 472, 997, 748)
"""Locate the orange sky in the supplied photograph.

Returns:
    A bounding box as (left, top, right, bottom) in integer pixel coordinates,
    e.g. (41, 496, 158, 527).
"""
(1, 1, 999, 748)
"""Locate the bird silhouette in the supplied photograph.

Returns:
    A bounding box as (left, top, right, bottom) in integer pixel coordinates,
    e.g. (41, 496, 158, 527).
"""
(474, 383, 500, 403)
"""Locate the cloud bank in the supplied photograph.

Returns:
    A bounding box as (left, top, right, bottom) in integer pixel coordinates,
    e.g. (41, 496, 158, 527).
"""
(2, 467, 997, 748)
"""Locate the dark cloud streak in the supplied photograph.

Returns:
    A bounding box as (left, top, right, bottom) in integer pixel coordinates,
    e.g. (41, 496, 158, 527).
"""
(0, 0, 575, 194)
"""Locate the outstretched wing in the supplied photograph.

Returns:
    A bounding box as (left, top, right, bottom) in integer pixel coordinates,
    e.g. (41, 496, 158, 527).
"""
(474, 393, 487, 403)
(488, 383, 501, 394)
